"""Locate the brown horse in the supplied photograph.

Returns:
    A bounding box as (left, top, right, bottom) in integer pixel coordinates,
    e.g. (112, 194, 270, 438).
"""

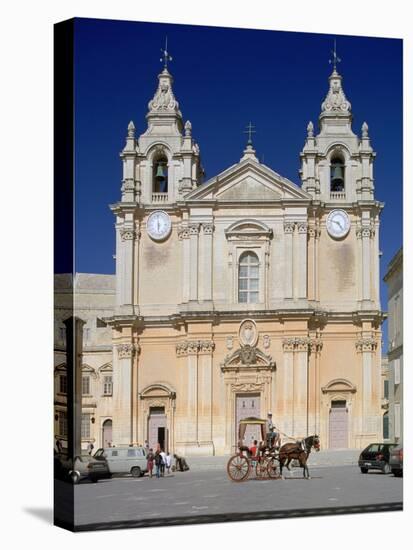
(279, 435, 320, 479)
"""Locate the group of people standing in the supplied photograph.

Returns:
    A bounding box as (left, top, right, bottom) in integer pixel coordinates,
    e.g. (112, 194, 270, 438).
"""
(145, 445, 172, 478)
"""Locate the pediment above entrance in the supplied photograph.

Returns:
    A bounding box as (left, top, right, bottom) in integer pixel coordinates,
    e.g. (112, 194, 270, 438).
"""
(221, 346, 276, 372)
(321, 378, 356, 393)
(185, 159, 312, 202)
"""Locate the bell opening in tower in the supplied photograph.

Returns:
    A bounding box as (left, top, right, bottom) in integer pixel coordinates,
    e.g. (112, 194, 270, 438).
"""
(330, 156, 345, 193)
(153, 156, 168, 193)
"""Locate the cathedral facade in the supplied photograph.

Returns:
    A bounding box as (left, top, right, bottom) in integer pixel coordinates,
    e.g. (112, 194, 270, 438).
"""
(55, 58, 384, 455)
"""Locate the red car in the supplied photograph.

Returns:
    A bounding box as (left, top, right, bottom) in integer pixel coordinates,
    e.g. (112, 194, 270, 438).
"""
(389, 445, 403, 477)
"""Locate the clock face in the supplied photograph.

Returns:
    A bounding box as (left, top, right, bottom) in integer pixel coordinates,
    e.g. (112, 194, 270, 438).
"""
(146, 210, 172, 241)
(326, 209, 350, 239)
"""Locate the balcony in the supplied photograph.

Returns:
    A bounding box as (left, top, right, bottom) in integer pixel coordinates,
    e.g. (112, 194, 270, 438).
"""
(330, 192, 346, 200)
(152, 192, 169, 204)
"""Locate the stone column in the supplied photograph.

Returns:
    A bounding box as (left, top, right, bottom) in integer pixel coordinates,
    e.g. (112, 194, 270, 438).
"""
(284, 222, 294, 299)
(197, 340, 215, 454)
(309, 337, 323, 436)
(119, 224, 136, 314)
(201, 223, 214, 303)
(294, 338, 309, 437)
(178, 226, 190, 303)
(359, 225, 374, 303)
(356, 337, 378, 437)
(189, 224, 200, 302)
(112, 343, 137, 445)
(307, 226, 320, 301)
(186, 341, 199, 443)
(297, 223, 308, 299)
(282, 338, 295, 437)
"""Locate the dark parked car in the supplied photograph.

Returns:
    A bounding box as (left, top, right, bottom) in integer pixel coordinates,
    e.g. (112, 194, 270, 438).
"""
(358, 443, 397, 474)
(55, 454, 112, 484)
(389, 445, 403, 477)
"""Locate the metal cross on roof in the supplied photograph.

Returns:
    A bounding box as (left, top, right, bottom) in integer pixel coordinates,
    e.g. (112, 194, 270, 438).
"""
(244, 121, 256, 145)
(160, 36, 173, 68)
(329, 39, 341, 71)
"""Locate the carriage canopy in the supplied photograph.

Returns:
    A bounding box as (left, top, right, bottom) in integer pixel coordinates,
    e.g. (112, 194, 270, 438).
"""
(238, 416, 266, 443)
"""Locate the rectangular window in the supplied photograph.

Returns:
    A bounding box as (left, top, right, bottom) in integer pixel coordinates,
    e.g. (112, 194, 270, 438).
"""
(111, 450, 118, 457)
(81, 413, 91, 438)
(82, 376, 90, 395)
(394, 359, 400, 385)
(103, 376, 113, 396)
(384, 380, 389, 399)
(394, 403, 401, 438)
(59, 375, 67, 394)
(127, 449, 136, 457)
(58, 411, 67, 437)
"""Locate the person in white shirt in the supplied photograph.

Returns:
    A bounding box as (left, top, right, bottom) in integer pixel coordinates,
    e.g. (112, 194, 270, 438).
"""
(160, 449, 167, 477)
(165, 452, 172, 474)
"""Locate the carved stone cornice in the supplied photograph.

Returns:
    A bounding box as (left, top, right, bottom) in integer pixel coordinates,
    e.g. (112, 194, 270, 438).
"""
(203, 223, 214, 235)
(189, 223, 201, 235)
(120, 228, 138, 241)
(356, 224, 375, 239)
(355, 338, 378, 352)
(177, 225, 190, 240)
(117, 343, 139, 358)
(198, 340, 215, 354)
(175, 339, 215, 356)
(308, 226, 321, 239)
(121, 178, 135, 192)
(282, 337, 321, 353)
(284, 222, 295, 234)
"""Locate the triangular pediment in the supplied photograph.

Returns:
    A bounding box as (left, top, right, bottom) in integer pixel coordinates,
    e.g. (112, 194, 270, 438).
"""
(185, 159, 311, 202)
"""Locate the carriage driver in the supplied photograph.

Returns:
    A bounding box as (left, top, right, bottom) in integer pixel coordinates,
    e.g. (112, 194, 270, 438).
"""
(266, 412, 281, 449)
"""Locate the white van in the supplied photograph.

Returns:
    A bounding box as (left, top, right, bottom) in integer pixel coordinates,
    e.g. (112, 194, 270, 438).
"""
(94, 446, 148, 477)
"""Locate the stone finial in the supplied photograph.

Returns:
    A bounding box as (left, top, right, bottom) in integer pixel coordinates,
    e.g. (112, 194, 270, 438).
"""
(321, 71, 351, 114)
(184, 120, 192, 137)
(307, 121, 314, 138)
(362, 121, 369, 138)
(127, 120, 135, 138)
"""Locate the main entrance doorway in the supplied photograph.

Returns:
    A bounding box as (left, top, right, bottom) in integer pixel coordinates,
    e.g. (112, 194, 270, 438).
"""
(235, 394, 261, 446)
(329, 400, 348, 448)
(148, 406, 167, 451)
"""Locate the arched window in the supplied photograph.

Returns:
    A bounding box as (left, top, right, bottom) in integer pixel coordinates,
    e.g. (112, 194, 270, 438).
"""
(153, 155, 168, 193)
(330, 156, 345, 193)
(238, 251, 259, 303)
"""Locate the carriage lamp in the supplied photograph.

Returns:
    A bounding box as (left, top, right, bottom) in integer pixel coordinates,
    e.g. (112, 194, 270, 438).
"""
(55, 413, 59, 421)
(91, 416, 95, 424)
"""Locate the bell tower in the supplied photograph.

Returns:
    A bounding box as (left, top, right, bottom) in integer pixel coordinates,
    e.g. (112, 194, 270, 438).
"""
(119, 44, 203, 207)
(300, 52, 375, 204)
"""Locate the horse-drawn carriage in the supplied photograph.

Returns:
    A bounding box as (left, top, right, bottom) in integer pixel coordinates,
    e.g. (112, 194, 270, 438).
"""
(226, 417, 281, 482)
(226, 416, 321, 482)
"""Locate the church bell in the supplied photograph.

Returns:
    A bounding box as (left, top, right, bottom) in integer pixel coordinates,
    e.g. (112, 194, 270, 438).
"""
(331, 165, 344, 185)
(155, 163, 166, 181)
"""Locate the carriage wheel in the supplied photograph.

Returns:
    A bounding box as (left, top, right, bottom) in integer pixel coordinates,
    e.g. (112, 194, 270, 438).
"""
(227, 454, 250, 482)
(255, 459, 269, 478)
(267, 457, 280, 479)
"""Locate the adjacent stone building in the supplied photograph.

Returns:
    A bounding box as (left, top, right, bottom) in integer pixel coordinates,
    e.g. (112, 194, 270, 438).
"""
(384, 248, 403, 444)
(54, 58, 385, 454)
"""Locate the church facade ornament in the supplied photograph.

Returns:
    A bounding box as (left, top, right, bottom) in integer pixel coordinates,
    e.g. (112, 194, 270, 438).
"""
(321, 70, 351, 114)
(355, 338, 378, 352)
(238, 319, 258, 348)
(117, 343, 139, 358)
(147, 68, 182, 116)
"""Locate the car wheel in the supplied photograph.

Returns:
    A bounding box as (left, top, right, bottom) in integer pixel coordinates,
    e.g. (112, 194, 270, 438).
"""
(382, 463, 391, 474)
(70, 471, 80, 484)
(90, 477, 98, 483)
(360, 467, 368, 474)
(393, 470, 403, 477)
(131, 467, 141, 477)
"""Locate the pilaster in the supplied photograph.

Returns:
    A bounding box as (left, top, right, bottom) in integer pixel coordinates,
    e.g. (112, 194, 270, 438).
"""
(112, 342, 139, 445)
(189, 223, 200, 302)
(283, 222, 294, 299)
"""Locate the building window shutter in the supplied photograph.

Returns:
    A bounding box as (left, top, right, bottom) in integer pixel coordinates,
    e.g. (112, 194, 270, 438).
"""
(394, 359, 400, 385)
(394, 403, 401, 438)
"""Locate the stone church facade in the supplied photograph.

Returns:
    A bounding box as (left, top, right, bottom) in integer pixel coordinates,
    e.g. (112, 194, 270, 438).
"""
(55, 60, 384, 455)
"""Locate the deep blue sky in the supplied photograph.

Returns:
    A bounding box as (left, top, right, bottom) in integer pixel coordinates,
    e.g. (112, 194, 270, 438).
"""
(73, 18, 402, 343)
